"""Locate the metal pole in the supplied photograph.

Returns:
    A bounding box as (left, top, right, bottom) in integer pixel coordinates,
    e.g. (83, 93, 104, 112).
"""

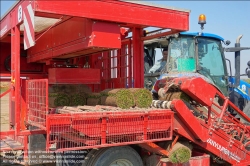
(235, 35, 242, 87)
(132, 27, 144, 88)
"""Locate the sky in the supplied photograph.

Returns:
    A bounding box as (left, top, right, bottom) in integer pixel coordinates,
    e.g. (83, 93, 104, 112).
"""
(1, 1, 250, 77)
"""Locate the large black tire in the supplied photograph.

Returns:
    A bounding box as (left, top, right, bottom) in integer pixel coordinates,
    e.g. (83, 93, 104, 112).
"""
(241, 102, 250, 125)
(83, 148, 107, 166)
(85, 146, 143, 166)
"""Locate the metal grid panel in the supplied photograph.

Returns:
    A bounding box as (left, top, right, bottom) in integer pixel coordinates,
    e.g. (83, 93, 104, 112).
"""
(47, 110, 173, 151)
(210, 97, 250, 145)
(96, 39, 133, 91)
(26, 79, 48, 129)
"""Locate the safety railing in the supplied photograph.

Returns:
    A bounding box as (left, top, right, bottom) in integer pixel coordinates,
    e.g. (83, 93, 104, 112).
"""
(26, 79, 48, 130)
(46, 110, 173, 151)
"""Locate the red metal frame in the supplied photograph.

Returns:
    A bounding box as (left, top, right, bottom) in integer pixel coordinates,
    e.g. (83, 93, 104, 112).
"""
(26, 79, 48, 130)
(48, 68, 101, 84)
(0, 0, 210, 165)
(46, 109, 174, 151)
(167, 77, 250, 165)
(132, 27, 144, 88)
(0, 88, 11, 98)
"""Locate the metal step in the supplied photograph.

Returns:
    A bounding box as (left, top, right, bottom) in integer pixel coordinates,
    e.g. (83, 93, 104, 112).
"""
(0, 137, 24, 152)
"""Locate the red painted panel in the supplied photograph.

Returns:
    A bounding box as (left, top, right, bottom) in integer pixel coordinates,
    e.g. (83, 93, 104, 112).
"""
(34, 0, 189, 30)
(171, 99, 207, 142)
(0, 16, 11, 39)
(48, 68, 100, 84)
(90, 21, 121, 48)
(164, 153, 210, 166)
(28, 27, 53, 56)
(27, 18, 121, 62)
(52, 17, 90, 48)
(180, 77, 217, 106)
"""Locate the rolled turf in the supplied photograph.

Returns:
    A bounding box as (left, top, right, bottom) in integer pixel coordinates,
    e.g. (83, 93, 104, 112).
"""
(100, 89, 135, 109)
(87, 93, 101, 106)
(158, 91, 190, 102)
(54, 93, 71, 106)
(129, 88, 152, 108)
(70, 93, 87, 106)
(168, 142, 191, 164)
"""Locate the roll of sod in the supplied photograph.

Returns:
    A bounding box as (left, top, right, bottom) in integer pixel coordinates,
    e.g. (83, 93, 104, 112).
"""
(100, 89, 135, 109)
(129, 88, 152, 108)
(116, 89, 135, 109)
(100, 96, 117, 107)
(71, 93, 87, 106)
(54, 94, 71, 107)
(158, 91, 190, 102)
(168, 142, 191, 164)
(87, 93, 101, 106)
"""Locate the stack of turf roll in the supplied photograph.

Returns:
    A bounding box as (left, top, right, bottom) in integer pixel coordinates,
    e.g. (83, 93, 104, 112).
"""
(100, 89, 135, 109)
(99, 88, 153, 109)
(48, 84, 91, 107)
(128, 88, 152, 108)
(70, 93, 87, 106)
(87, 93, 101, 106)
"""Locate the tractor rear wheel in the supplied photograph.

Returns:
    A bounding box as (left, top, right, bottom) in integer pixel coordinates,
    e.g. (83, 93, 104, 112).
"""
(85, 146, 143, 166)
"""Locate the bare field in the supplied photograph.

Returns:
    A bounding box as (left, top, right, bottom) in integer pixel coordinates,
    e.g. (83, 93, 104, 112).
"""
(1, 87, 10, 131)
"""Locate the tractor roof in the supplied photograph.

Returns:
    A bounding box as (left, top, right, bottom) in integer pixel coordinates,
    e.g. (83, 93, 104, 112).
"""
(180, 32, 224, 41)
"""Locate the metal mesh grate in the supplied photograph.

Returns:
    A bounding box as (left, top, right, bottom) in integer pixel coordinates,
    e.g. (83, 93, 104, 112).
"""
(47, 110, 173, 151)
(27, 79, 48, 129)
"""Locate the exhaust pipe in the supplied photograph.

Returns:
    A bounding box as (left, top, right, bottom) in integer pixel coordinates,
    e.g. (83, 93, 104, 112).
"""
(235, 35, 243, 87)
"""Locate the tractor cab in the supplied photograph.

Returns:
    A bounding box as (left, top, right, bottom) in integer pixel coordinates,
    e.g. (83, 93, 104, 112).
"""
(167, 32, 229, 95)
(144, 32, 229, 96)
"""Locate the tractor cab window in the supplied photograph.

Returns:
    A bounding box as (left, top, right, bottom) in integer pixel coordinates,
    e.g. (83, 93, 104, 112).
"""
(197, 38, 228, 95)
(168, 37, 195, 72)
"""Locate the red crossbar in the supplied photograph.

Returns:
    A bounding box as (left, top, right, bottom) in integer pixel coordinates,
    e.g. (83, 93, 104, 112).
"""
(0, 88, 11, 98)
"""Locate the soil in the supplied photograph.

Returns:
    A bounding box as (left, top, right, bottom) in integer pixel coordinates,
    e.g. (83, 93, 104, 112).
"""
(1, 86, 10, 131)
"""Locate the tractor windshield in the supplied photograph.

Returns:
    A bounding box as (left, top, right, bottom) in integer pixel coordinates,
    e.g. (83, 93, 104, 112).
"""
(168, 36, 195, 72)
(197, 37, 228, 95)
(168, 36, 228, 95)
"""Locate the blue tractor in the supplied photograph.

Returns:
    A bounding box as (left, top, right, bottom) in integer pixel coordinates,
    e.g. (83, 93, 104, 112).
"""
(144, 15, 250, 123)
